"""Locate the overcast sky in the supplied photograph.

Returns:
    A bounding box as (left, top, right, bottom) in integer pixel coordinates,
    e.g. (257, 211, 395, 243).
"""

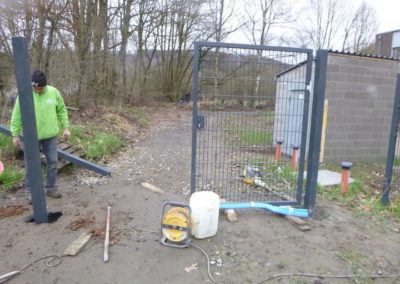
(226, 0, 399, 47)
(356, 0, 399, 33)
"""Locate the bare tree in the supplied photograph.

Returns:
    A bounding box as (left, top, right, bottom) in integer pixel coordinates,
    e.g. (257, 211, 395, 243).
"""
(243, 0, 292, 46)
(341, 1, 379, 53)
(297, 0, 346, 50)
(240, 0, 292, 103)
(118, 0, 134, 92)
(0, 0, 244, 106)
(206, 0, 240, 98)
(69, 0, 94, 107)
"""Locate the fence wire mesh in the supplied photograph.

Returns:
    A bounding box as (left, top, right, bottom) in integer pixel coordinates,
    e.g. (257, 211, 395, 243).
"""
(390, 123, 400, 198)
(384, 74, 400, 203)
(192, 43, 312, 205)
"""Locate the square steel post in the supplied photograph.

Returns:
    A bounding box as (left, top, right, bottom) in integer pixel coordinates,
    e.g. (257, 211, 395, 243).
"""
(190, 42, 200, 194)
(12, 37, 48, 223)
(304, 49, 328, 213)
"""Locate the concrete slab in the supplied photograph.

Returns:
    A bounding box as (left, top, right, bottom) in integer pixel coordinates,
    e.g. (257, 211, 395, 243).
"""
(304, 170, 354, 187)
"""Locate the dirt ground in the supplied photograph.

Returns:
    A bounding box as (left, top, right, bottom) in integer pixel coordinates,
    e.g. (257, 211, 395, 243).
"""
(0, 106, 399, 284)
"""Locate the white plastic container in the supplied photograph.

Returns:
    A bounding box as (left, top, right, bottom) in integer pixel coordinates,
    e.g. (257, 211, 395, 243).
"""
(190, 191, 220, 239)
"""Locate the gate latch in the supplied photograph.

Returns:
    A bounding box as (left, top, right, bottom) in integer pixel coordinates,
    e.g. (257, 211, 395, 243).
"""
(197, 115, 205, 129)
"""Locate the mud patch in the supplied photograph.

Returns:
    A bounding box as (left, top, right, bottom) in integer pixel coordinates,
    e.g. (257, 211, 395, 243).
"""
(0, 204, 28, 218)
(67, 215, 96, 231)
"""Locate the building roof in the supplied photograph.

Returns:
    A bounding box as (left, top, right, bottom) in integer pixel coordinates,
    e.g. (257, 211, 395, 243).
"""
(328, 49, 400, 61)
(376, 29, 400, 36)
(276, 49, 399, 78)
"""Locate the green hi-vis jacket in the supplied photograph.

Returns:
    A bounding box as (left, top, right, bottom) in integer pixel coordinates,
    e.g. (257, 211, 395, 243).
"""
(11, 85, 69, 140)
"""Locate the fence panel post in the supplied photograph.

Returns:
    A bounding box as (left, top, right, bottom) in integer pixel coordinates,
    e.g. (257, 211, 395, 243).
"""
(304, 49, 328, 213)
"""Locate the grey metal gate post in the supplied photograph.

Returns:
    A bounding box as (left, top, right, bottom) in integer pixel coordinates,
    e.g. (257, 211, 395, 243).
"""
(296, 51, 313, 203)
(382, 69, 400, 205)
(12, 37, 48, 223)
(304, 49, 328, 213)
(190, 42, 200, 194)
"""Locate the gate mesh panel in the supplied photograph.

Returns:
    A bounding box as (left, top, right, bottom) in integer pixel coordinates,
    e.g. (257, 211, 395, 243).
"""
(193, 44, 312, 204)
(390, 122, 400, 198)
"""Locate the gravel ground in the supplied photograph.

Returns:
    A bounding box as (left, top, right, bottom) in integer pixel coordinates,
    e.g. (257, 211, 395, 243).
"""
(0, 106, 399, 284)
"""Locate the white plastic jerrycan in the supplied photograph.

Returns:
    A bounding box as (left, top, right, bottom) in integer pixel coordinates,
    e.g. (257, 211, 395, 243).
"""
(190, 191, 220, 239)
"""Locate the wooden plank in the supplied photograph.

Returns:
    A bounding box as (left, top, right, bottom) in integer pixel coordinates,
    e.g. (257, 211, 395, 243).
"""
(57, 143, 84, 170)
(58, 143, 73, 151)
(285, 215, 311, 231)
(64, 232, 92, 256)
(141, 182, 163, 193)
(57, 160, 71, 169)
(286, 215, 307, 226)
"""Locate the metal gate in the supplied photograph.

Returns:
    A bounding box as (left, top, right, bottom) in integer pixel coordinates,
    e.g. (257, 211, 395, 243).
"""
(383, 72, 400, 204)
(190, 42, 324, 209)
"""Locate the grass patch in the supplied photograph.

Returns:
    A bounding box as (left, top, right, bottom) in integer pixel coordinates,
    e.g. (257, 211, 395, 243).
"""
(337, 249, 363, 272)
(238, 129, 273, 146)
(319, 161, 400, 221)
(124, 107, 150, 128)
(319, 181, 363, 204)
(0, 167, 24, 191)
(68, 125, 122, 160)
(84, 133, 122, 159)
(0, 134, 13, 156)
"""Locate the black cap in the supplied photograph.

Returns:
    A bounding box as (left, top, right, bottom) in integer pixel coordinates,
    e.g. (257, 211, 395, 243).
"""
(31, 70, 47, 87)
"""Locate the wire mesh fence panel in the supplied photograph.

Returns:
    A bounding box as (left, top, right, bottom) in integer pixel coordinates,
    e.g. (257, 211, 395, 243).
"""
(391, 122, 400, 198)
(191, 42, 313, 205)
(383, 73, 400, 203)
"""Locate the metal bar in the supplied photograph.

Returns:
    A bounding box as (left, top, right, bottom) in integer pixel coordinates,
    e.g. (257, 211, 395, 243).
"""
(304, 49, 328, 213)
(0, 125, 11, 136)
(194, 41, 312, 54)
(382, 72, 400, 205)
(190, 42, 200, 194)
(12, 37, 48, 224)
(57, 149, 111, 176)
(0, 125, 111, 176)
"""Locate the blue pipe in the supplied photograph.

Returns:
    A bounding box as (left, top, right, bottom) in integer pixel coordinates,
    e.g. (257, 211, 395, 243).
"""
(220, 202, 309, 218)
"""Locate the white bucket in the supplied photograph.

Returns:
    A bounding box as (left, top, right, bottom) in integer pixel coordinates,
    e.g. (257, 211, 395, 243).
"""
(190, 191, 220, 239)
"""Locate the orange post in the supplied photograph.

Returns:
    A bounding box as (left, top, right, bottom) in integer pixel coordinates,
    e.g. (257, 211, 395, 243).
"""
(291, 145, 299, 170)
(341, 162, 352, 195)
(275, 140, 283, 161)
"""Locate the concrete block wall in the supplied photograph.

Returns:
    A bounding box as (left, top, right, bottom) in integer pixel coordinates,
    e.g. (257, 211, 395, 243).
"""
(323, 54, 398, 162)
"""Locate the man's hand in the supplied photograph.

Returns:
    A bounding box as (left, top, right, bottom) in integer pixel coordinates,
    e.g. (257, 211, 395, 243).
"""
(62, 128, 71, 140)
(12, 136, 21, 148)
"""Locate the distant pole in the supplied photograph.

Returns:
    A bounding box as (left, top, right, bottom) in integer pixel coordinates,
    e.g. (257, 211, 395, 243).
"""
(275, 140, 283, 161)
(340, 162, 352, 195)
(11, 37, 48, 224)
(291, 145, 299, 170)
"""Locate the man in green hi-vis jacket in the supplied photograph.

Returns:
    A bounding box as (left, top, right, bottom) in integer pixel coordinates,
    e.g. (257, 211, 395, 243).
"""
(11, 70, 71, 201)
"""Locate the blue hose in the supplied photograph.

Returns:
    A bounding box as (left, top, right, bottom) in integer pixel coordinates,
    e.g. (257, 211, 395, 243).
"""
(220, 202, 309, 218)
